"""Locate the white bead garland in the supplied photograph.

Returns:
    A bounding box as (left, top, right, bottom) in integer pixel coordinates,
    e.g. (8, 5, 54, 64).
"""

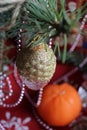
(16, 29, 23, 52)
(0, 72, 5, 88)
(13, 63, 43, 107)
(69, 14, 87, 52)
(49, 38, 53, 49)
(0, 66, 25, 108)
(0, 72, 13, 105)
(1, 83, 25, 108)
(33, 108, 53, 130)
(36, 88, 43, 107)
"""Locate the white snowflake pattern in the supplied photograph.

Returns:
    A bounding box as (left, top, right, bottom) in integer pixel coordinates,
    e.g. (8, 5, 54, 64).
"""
(0, 112, 31, 130)
(14, 117, 31, 130)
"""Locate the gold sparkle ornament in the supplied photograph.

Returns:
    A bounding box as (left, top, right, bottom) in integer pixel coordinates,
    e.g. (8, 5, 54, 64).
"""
(16, 43, 56, 90)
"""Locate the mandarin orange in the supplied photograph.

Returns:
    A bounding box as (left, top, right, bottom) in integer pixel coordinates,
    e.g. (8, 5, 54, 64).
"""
(37, 83, 82, 126)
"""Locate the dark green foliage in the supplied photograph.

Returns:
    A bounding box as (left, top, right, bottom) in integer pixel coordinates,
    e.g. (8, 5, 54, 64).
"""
(4, 0, 87, 64)
(65, 51, 87, 72)
(7, 0, 87, 45)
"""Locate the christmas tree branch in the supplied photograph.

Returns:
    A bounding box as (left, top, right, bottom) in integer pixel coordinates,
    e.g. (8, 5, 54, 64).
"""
(0, 0, 26, 31)
(0, 0, 26, 72)
(0, 5, 14, 13)
(0, 0, 25, 4)
(5, 0, 87, 64)
(62, 34, 67, 63)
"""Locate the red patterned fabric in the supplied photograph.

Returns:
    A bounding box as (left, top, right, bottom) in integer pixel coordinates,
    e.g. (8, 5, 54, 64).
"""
(0, 56, 86, 130)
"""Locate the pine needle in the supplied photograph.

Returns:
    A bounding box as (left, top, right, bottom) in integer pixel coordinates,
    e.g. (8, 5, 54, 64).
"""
(62, 34, 67, 63)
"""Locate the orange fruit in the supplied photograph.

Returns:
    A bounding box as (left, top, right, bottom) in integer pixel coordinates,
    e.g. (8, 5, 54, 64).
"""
(37, 83, 82, 126)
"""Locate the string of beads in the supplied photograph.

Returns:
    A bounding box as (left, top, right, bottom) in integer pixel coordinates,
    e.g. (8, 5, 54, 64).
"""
(13, 63, 43, 107)
(1, 83, 25, 108)
(33, 108, 53, 130)
(0, 68, 25, 108)
(69, 14, 87, 52)
(0, 72, 13, 105)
